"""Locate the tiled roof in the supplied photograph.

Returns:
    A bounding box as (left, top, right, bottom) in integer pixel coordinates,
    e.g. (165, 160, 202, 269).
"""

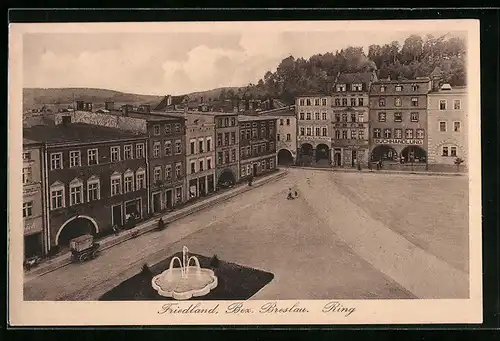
(336, 72, 375, 86)
(238, 115, 278, 122)
(259, 105, 296, 117)
(23, 123, 145, 144)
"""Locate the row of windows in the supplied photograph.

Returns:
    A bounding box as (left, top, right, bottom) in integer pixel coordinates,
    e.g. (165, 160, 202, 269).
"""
(378, 84, 420, 93)
(333, 97, 365, 107)
(240, 126, 274, 141)
(438, 99, 462, 110)
(153, 163, 183, 182)
(217, 149, 237, 165)
(335, 83, 364, 92)
(240, 159, 275, 177)
(50, 143, 146, 170)
(152, 140, 182, 158)
(377, 112, 421, 122)
(441, 146, 459, 157)
(439, 121, 461, 132)
(277, 133, 292, 142)
(240, 143, 275, 159)
(299, 112, 329, 121)
(152, 123, 182, 136)
(189, 157, 213, 174)
(377, 97, 420, 107)
(299, 127, 329, 137)
(239, 121, 272, 129)
(189, 137, 212, 155)
(216, 117, 237, 128)
(333, 113, 365, 123)
(373, 128, 425, 139)
(279, 118, 291, 126)
(217, 132, 237, 146)
(49, 170, 146, 210)
(298, 98, 328, 106)
(333, 130, 366, 140)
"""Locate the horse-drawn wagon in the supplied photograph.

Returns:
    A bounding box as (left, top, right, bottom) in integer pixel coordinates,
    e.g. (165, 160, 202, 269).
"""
(70, 234, 100, 263)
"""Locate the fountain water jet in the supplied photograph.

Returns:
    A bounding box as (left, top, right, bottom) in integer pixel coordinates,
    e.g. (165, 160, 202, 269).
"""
(151, 246, 218, 300)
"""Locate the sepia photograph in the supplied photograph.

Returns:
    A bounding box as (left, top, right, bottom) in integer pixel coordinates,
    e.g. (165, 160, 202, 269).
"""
(8, 19, 482, 325)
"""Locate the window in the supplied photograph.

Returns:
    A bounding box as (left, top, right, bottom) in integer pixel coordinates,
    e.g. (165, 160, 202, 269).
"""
(206, 138, 212, 152)
(395, 85, 403, 92)
(124, 145, 133, 160)
(111, 174, 122, 196)
(358, 98, 364, 106)
(50, 184, 64, 210)
(217, 152, 223, 165)
(335, 130, 340, 139)
(315, 127, 320, 136)
(231, 132, 236, 145)
(384, 128, 392, 138)
(175, 123, 181, 132)
(124, 172, 134, 193)
(394, 128, 402, 138)
(110, 146, 121, 162)
(153, 167, 162, 181)
(23, 152, 31, 161)
(358, 129, 365, 140)
(306, 113, 311, 120)
(342, 130, 348, 139)
(175, 163, 182, 178)
(165, 165, 172, 181)
(352, 83, 363, 91)
(190, 140, 195, 155)
(336, 84, 346, 92)
(224, 118, 229, 127)
(373, 128, 381, 138)
(23, 202, 33, 218)
(69, 151, 81, 167)
(350, 98, 356, 107)
(322, 128, 327, 137)
(380, 86, 386, 92)
(241, 166, 246, 177)
(136, 171, 146, 190)
(454, 121, 461, 132)
(299, 113, 305, 120)
(412, 85, 419, 91)
(342, 98, 348, 106)
(153, 142, 160, 158)
(175, 140, 182, 154)
(410, 112, 419, 122)
(411, 97, 419, 107)
(454, 100, 461, 110)
(22, 167, 32, 184)
(335, 113, 340, 122)
(322, 98, 327, 106)
(153, 125, 160, 135)
(175, 187, 182, 203)
(416, 129, 425, 139)
(252, 129, 257, 139)
(378, 112, 386, 122)
(224, 132, 230, 145)
(342, 114, 347, 122)
(164, 141, 172, 156)
(87, 178, 100, 201)
(190, 161, 196, 174)
(231, 118, 236, 126)
(451, 147, 457, 157)
(351, 113, 356, 122)
(351, 130, 357, 139)
(199, 140, 204, 153)
(442, 146, 449, 156)
(69, 179, 83, 206)
(322, 113, 327, 120)
(299, 99, 305, 106)
(405, 129, 414, 139)
(439, 100, 447, 110)
(207, 158, 212, 170)
(50, 153, 62, 170)
(439, 121, 447, 132)
(300, 127, 305, 136)
(136, 143, 144, 159)
(334, 98, 341, 106)
(87, 149, 98, 165)
(280, 119, 284, 125)
(394, 97, 402, 107)
(314, 99, 320, 106)
(306, 127, 312, 136)
(217, 133, 222, 146)
(277, 134, 281, 141)
(231, 149, 236, 162)
(379, 98, 386, 107)
(394, 112, 403, 122)
(261, 161, 266, 171)
(164, 124, 171, 134)
(315, 113, 320, 120)
(286, 133, 291, 141)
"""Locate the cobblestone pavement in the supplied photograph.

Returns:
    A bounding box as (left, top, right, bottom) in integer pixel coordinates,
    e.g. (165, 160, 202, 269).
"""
(24, 169, 468, 301)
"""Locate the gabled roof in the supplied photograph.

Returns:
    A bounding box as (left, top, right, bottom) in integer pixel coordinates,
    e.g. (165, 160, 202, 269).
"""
(335, 71, 376, 86)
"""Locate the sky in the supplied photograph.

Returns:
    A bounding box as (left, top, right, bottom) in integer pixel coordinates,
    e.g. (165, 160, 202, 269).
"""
(23, 28, 462, 96)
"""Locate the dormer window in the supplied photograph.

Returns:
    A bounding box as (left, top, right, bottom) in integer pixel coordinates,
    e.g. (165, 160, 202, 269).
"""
(395, 85, 403, 92)
(352, 83, 362, 91)
(336, 84, 346, 92)
(380, 86, 386, 92)
(412, 85, 419, 91)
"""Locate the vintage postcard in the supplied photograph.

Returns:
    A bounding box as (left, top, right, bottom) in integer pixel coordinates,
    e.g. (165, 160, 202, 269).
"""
(8, 19, 482, 326)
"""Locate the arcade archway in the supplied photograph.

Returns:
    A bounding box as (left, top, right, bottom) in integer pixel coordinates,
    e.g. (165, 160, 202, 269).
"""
(371, 145, 398, 162)
(217, 169, 236, 187)
(316, 144, 330, 162)
(277, 149, 294, 165)
(56, 216, 99, 246)
(401, 146, 427, 163)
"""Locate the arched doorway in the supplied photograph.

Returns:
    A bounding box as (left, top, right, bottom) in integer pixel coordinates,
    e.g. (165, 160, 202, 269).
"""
(217, 169, 236, 188)
(401, 146, 427, 163)
(371, 145, 398, 162)
(277, 149, 294, 165)
(56, 216, 99, 246)
(299, 143, 314, 165)
(316, 144, 330, 163)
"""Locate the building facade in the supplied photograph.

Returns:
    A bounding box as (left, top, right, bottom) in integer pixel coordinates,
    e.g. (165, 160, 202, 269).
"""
(331, 72, 376, 167)
(214, 113, 240, 187)
(184, 113, 216, 199)
(24, 121, 149, 251)
(369, 78, 431, 166)
(427, 84, 468, 168)
(295, 94, 331, 166)
(260, 106, 297, 165)
(238, 115, 278, 179)
(22, 139, 46, 258)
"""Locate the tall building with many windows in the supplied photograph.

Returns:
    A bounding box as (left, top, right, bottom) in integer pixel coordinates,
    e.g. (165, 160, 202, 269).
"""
(369, 77, 431, 167)
(295, 94, 331, 166)
(22, 138, 46, 259)
(427, 84, 467, 169)
(23, 120, 149, 252)
(259, 106, 297, 166)
(331, 72, 377, 167)
(213, 112, 240, 187)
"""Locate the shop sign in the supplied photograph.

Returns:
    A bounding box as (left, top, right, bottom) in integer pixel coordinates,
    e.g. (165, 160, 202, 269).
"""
(24, 220, 43, 235)
(23, 183, 41, 196)
(298, 136, 331, 142)
(373, 139, 424, 145)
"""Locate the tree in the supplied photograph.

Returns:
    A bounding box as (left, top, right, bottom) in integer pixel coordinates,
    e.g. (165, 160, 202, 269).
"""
(454, 157, 465, 172)
(401, 35, 424, 64)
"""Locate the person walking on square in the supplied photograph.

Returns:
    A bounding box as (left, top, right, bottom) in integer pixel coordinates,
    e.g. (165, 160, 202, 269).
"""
(287, 188, 293, 200)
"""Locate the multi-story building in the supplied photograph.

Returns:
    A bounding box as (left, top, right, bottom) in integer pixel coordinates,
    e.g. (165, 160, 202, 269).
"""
(331, 72, 376, 167)
(22, 138, 46, 258)
(214, 113, 240, 187)
(259, 106, 297, 166)
(23, 120, 149, 251)
(369, 77, 431, 167)
(295, 94, 331, 166)
(427, 84, 468, 169)
(238, 115, 278, 179)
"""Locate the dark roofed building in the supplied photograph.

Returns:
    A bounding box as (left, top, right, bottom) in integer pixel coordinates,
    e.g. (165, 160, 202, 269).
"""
(154, 95, 190, 111)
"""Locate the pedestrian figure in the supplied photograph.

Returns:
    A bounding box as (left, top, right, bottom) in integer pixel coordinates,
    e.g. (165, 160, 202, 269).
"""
(157, 217, 165, 231)
(287, 188, 294, 200)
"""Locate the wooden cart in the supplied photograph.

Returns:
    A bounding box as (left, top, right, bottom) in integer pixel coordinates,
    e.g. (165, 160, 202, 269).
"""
(70, 234, 100, 263)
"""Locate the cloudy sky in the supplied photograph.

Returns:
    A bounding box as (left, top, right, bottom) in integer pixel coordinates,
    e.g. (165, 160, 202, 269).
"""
(23, 28, 460, 96)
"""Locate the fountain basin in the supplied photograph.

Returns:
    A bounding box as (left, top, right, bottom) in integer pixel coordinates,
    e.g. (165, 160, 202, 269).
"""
(151, 266, 218, 300)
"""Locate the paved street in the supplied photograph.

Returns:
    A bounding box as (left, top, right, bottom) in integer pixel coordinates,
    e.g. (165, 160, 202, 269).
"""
(24, 169, 469, 301)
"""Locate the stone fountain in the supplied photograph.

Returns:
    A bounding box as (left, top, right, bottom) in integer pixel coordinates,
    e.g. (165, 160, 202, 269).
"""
(151, 246, 218, 300)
